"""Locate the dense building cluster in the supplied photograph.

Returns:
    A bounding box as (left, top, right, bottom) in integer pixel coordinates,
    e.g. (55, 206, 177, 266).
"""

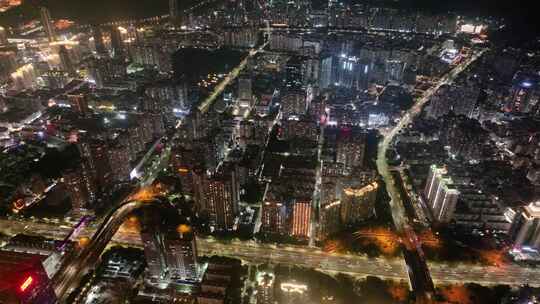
(2, 0, 540, 303)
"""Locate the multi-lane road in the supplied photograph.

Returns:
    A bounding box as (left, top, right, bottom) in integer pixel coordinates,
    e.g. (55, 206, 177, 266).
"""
(1, 215, 539, 288)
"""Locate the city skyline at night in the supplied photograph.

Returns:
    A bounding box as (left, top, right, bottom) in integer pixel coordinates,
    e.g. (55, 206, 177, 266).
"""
(1, 0, 540, 303)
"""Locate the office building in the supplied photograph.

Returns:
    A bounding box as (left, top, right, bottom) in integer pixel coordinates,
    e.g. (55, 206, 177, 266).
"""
(40, 7, 56, 42)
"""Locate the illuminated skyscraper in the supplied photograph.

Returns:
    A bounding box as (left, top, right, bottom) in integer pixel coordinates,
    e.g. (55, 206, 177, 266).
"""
(290, 200, 311, 238)
(340, 182, 378, 225)
(58, 45, 76, 76)
(62, 168, 89, 211)
(256, 272, 275, 304)
(261, 201, 287, 235)
(40, 7, 56, 42)
(319, 200, 341, 239)
(92, 26, 107, 56)
(140, 217, 167, 282)
(165, 225, 200, 282)
(0, 26, 8, 45)
(169, 0, 182, 23)
(280, 90, 307, 117)
(141, 213, 201, 285)
(67, 94, 89, 116)
(509, 202, 540, 250)
(200, 171, 239, 231)
(110, 26, 125, 59)
(336, 128, 366, 170)
(424, 165, 460, 223)
(506, 72, 540, 113)
(238, 76, 252, 106)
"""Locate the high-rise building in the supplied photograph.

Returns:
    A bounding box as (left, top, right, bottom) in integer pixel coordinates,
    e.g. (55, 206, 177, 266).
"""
(340, 181, 378, 225)
(140, 217, 168, 282)
(0, 251, 57, 304)
(58, 45, 76, 76)
(424, 165, 460, 223)
(336, 128, 366, 170)
(169, 0, 179, 20)
(319, 200, 341, 239)
(141, 214, 201, 286)
(290, 200, 311, 238)
(509, 202, 540, 250)
(40, 7, 56, 42)
(110, 26, 125, 59)
(0, 26, 8, 45)
(164, 225, 200, 282)
(197, 168, 240, 231)
(280, 90, 307, 118)
(67, 94, 89, 116)
(92, 26, 107, 56)
(62, 168, 89, 211)
(0, 51, 17, 82)
(319, 55, 333, 89)
(434, 180, 459, 223)
(285, 55, 304, 89)
(107, 145, 131, 182)
(238, 76, 252, 106)
(261, 201, 288, 235)
(505, 72, 540, 113)
(256, 272, 275, 304)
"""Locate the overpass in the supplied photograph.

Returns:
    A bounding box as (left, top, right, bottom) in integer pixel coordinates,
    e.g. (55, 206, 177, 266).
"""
(52, 195, 168, 303)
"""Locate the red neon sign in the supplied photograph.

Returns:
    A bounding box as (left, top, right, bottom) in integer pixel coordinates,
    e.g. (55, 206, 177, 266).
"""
(20, 276, 33, 292)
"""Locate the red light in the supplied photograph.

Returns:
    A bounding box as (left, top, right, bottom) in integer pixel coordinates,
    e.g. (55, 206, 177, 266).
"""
(20, 276, 33, 292)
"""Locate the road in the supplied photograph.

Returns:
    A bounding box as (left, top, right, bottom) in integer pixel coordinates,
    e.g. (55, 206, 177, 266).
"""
(198, 42, 268, 113)
(375, 48, 488, 301)
(1, 215, 539, 288)
(51, 133, 172, 301)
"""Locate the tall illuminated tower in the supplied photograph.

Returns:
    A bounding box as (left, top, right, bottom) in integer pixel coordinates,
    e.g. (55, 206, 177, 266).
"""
(40, 7, 56, 42)
(0, 26, 8, 45)
(169, 0, 179, 21)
